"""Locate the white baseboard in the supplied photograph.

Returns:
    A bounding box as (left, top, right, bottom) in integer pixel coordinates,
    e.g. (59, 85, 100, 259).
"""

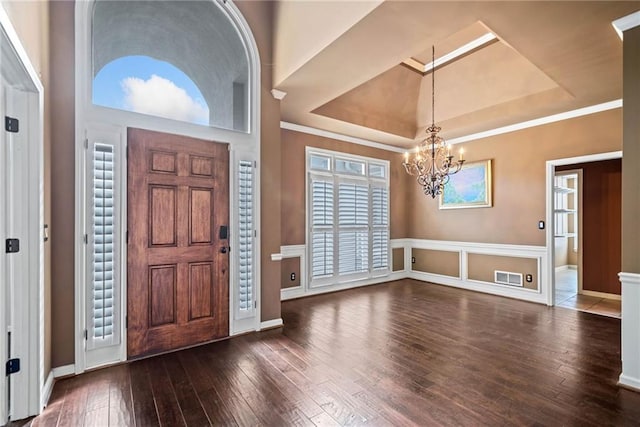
(52, 364, 75, 379)
(554, 264, 577, 273)
(41, 370, 54, 408)
(281, 271, 407, 301)
(619, 374, 640, 392)
(260, 318, 283, 330)
(580, 289, 621, 301)
(410, 270, 547, 305)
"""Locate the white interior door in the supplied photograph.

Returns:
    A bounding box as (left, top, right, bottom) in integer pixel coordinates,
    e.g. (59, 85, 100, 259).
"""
(3, 83, 32, 421)
(0, 9, 45, 421)
(0, 75, 7, 427)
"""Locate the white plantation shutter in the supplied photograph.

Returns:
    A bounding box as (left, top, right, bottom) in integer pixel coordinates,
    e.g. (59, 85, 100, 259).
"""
(88, 142, 119, 348)
(237, 160, 255, 317)
(338, 182, 369, 275)
(311, 178, 334, 278)
(371, 185, 389, 270)
(307, 150, 390, 287)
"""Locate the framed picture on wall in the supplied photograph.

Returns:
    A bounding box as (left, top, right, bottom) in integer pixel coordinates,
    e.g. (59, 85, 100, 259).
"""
(439, 159, 492, 209)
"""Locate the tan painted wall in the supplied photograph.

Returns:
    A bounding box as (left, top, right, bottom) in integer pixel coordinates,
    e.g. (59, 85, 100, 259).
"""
(235, 1, 282, 322)
(281, 257, 300, 289)
(2, 0, 52, 377)
(49, 0, 75, 368)
(392, 248, 404, 272)
(411, 249, 459, 278)
(467, 254, 538, 291)
(409, 109, 622, 246)
(622, 26, 640, 274)
(280, 128, 410, 246)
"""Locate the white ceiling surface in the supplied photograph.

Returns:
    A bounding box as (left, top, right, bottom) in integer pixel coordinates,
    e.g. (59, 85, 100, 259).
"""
(273, 1, 640, 149)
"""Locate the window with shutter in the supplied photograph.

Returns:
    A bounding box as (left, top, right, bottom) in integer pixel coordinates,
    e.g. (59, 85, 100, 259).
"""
(338, 182, 369, 276)
(371, 185, 389, 270)
(307, 149, 390, 288)
(237, 160, 255, 317)
(88, 142, 119, 348)
(310, 178, 334, 279)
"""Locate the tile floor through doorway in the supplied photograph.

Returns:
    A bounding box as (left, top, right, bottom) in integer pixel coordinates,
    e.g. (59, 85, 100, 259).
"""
(555, 269, 621, 318)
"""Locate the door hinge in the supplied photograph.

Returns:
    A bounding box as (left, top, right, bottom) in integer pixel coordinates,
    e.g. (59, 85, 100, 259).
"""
(254, 230, 257, 238)
(84, 234, 88, 244)
(126, 231, 129, 244)
(84, 139, 88, 149)
(5, 116, 19, 133)
(84, 329, 87, 340)
(5, 358, 20, 375)
(5, 238, 19, 253)
(254, 160, 257, 168)
(125, 315, 128, 328)
(254, 301, 257, 309)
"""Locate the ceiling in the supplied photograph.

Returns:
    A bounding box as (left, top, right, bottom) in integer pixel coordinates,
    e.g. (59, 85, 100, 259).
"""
(273, 1, 640, 149)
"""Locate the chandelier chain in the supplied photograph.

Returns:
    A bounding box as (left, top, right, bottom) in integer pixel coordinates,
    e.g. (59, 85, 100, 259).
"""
(402, 45, 466, 199)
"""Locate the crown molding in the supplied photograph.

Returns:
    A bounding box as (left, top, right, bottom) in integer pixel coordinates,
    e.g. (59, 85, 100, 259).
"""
(447, 99, 622, 145)
(612, 11, 640, 40)
(402, 32, 497, 74)
(280, 121, 405, 153)
(271, 89, 287, 100)
(282, 100, 621, 152)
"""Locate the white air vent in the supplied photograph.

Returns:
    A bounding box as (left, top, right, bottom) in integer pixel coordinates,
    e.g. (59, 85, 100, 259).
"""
(495, 271, 523, 287)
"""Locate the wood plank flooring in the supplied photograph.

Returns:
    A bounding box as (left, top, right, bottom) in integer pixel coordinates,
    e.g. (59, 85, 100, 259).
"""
(26, 279, 640, 426)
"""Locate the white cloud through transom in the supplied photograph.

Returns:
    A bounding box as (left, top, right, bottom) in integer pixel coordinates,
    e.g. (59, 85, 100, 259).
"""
(121, 74, 209, 124)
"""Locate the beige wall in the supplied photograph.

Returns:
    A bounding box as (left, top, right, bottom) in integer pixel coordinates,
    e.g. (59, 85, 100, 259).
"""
(411, 249, 459, 277)
(281, 257, 300, 289)
(622, 26, 640, 274)
(49, 0, 75, 367)
(2, 0, 52, 377)
(467, 254, 538, 291)
(392, 247, 404, 272)
(235, 1, 282, 322)
(409, 109, 622, 246)
(281, 128, 409, 246)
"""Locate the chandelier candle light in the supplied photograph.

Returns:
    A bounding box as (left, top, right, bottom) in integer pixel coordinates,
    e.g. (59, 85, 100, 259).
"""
(403, 45, 465, 198)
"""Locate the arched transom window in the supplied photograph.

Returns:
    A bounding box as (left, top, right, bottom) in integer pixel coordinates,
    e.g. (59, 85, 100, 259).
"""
(92, 0, 250, 132)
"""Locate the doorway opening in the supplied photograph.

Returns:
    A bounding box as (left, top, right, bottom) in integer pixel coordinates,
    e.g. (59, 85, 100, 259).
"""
(550, 157, 622, 318)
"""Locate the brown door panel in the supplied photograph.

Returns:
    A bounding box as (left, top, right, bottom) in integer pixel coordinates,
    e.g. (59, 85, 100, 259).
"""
(127, 128, 229, 359)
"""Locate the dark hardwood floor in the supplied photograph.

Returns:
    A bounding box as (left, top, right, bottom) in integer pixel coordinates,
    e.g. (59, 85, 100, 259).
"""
(27, 279, 640, 426)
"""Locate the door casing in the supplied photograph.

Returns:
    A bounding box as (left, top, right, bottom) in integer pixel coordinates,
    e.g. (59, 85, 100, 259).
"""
(0, 5, 45, 422)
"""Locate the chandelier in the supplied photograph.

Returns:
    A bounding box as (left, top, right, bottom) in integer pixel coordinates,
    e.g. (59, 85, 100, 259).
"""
(403, 46, 465, 198)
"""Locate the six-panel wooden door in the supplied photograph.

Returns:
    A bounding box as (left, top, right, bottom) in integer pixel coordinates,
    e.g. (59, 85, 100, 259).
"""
(127, 128, 229, 358)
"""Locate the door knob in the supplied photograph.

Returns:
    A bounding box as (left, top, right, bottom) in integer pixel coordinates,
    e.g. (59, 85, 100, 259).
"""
(220, 246, 228, 254)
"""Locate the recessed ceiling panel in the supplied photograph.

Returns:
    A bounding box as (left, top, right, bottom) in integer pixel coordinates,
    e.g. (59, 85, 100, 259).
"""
(312, 65, 422, 139)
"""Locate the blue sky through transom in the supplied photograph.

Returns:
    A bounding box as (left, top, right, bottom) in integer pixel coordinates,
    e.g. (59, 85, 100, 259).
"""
(93, 55, 209, 125)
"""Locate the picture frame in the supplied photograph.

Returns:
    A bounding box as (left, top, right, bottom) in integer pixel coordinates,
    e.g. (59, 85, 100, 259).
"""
(439, 159, 492, 209)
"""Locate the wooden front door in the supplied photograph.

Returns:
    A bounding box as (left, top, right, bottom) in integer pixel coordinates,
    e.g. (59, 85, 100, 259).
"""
(127, 128, 229, 358)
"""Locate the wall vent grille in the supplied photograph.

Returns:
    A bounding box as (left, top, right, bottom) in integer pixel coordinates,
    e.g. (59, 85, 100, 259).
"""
(494, 271, 523, 287)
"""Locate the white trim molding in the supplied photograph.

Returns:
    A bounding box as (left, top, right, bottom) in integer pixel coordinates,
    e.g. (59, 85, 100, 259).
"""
(52, 364, 76, 379)
(271, 89, 287, 100)
(619, 272, 640, 392)
(281, 121, 404, 153)
(546, 151, 622, 306)
(274, 245, 307, 300)
(405, 239, 548, 305)
(259, 318, 283, 330)
(448, 100, 622, 145)
(41, 371, 54, 409)
(612, 11, 640, 40)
